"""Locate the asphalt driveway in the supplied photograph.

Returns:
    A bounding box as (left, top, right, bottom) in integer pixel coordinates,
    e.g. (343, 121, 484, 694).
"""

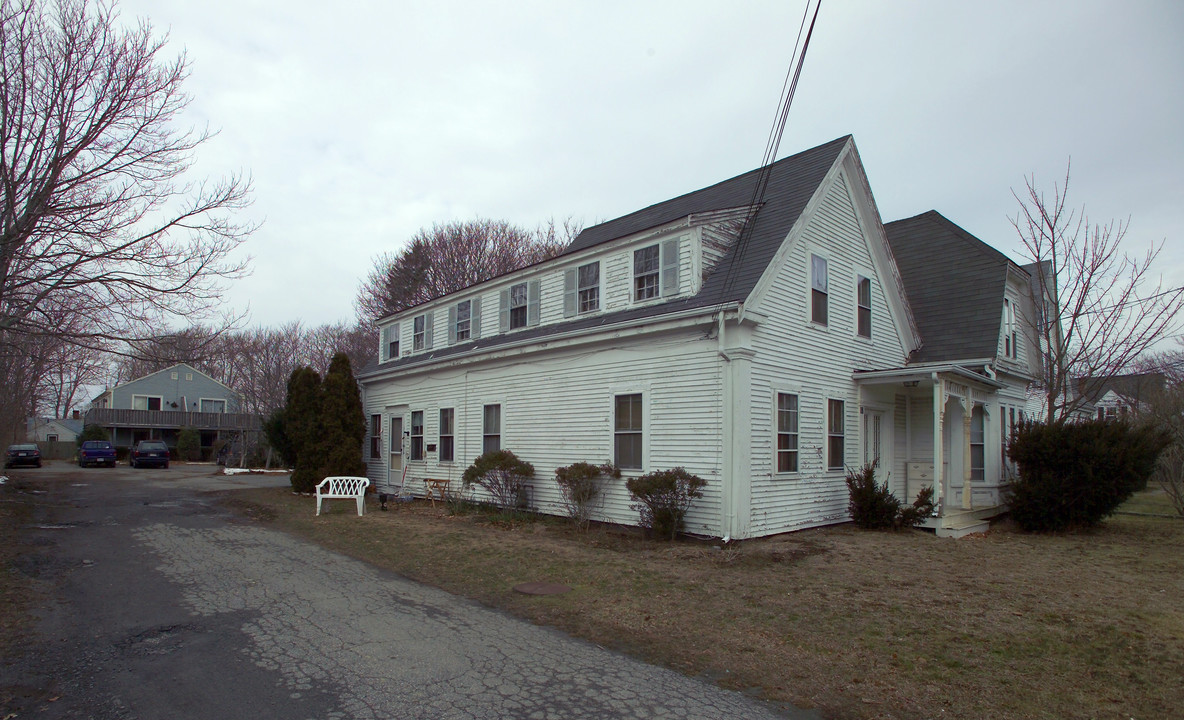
(2, 463, 809, 719)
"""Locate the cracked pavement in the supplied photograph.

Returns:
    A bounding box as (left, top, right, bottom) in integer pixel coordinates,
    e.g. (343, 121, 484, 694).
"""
(3, 465, 809, 719)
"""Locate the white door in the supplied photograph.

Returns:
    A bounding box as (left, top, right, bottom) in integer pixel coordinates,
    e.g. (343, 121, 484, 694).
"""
(386, 406, 407, 492)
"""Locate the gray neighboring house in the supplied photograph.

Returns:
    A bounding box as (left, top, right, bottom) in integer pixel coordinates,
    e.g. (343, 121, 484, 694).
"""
(85, 363, 258, 454)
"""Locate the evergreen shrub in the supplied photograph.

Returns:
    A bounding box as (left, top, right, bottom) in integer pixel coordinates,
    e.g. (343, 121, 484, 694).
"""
(845, 463, 934, 529)
(625, 467, 706, 540)
(176, 426, 201, 461)
(1006, 418, 1169, 532)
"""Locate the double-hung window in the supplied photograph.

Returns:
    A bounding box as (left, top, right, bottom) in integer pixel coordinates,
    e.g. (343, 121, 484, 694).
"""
(1003, 299, 1018, 359)
(634, 245, 660, 301)
(133, 395, 163, 411)
(412, 313, 433, 351)
(970, 405, 985, 481)
(614, 394, 643, 470)
(856, 276, 871, 338)
(811, 255, 828, 325)
(455, 300, 471, 342)
(509, 283, 528, 329)
(483, 404, 501, 453)
(827, 399, 845, 470)
(410, 411, 424, 461)
(776, 393, 799, 473)
(370, 414, 382, 459)
(439, 408, 454, 462)
(578, 262, 600, 313)
(383, 323, 400, 360)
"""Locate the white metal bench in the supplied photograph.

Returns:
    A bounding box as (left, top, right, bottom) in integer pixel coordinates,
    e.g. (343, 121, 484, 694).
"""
(315, 476, 370, 516)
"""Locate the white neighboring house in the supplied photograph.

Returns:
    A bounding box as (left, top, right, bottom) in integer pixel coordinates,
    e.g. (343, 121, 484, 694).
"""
(357, 136, 1046, 539)
(27, 416, 84, 442)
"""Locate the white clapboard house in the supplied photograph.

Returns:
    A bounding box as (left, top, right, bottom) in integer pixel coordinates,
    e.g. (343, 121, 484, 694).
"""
(357, 136, 1046, 538)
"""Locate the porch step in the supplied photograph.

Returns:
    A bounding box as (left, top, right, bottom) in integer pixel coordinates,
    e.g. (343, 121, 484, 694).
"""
(935, 517, 991, 539)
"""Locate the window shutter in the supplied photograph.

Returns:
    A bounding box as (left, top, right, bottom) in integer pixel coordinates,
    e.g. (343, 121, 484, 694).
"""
(471, 297, 481, 338)
(447, 306, 457, 345)
(563, 269, 576, 318)
(424, 312, 434, 350)
(527, 280, 541, 326)
(381, 325, 390, 361)
(499, 289, 509, 332)
(661, 238, 681, 296)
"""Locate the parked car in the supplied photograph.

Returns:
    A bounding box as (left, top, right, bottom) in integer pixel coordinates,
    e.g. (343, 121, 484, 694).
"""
(130, 440, 170, 469)
(79, 440, 117, 468)
(5, 443, 42, 468)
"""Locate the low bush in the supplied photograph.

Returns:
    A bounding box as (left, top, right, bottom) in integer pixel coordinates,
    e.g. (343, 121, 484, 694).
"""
(845, 463, 934, 529)
(625, 467, 706, 540)
(554, 461, 619, 528)
(462, 450, 535, 511)
(1006, 418, 1169, 532)
(76, 424, 109, 445)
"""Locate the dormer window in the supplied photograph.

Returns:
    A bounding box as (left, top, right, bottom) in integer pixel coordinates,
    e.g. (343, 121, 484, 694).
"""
(634, 245, 660, 301)
(509, 283, 528, 329)
(382, 323, 400, 361)
(1003, 299, 1018, 359)
(413, 313, 433, 351)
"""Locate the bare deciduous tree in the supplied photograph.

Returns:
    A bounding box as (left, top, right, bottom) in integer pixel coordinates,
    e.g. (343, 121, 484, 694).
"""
(1012, 163, 1184, 422)
(0, 0, 253, 348)
(355, 217, 578, 322)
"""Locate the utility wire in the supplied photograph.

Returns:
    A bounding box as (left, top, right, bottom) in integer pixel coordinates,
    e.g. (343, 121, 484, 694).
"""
(716, 0, 822, 303)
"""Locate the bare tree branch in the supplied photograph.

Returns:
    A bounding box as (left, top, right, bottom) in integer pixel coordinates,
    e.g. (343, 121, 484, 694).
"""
(1013, 162, 1184, 422)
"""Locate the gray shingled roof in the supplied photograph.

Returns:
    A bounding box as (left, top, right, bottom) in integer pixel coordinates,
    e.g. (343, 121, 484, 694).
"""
(884, 211, 1013, 364)
(359, 137, 851, 378)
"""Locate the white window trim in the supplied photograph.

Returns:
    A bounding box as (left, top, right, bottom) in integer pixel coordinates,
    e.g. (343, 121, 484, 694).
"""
(806, 248, 830, 329)
(198, 397, 227, 413)
(610, 388, 648, 473)
(771, 385, 802, 476)
(854, 270, 873, 341)
(481, 400, 504, 455)
(826, 396, 846, 471)
(132, 394, 164, 411)
(577, 260, 602, 315)
(438, 407, 455, 464)
(409, 409, 425, 462)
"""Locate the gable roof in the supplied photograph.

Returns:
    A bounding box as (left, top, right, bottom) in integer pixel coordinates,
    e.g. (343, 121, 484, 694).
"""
(108, 363, 238, 397)
(885, 211, 1018, 364)
(359, 137, 854, 378)
(1076, 372, 1166, 406)
(565, 135, 850, 306)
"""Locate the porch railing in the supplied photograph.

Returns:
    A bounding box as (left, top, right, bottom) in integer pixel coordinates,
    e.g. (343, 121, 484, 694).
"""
(83, 408, 261, 431)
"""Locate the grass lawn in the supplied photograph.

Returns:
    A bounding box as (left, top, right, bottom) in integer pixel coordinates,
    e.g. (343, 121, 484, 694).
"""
(225, 487, 1178, 719)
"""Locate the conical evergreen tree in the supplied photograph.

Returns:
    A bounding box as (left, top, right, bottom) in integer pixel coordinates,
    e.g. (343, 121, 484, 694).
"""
(319, 352, 367, 479)
(285, 366, 324, 493)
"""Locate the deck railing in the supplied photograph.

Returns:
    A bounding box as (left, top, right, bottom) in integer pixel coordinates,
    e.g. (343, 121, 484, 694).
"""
(83, 408, 261, 431)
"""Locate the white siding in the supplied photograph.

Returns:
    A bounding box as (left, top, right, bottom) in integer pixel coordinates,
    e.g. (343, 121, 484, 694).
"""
(746, 172, 911, 536)
(363, 328, 726, 535)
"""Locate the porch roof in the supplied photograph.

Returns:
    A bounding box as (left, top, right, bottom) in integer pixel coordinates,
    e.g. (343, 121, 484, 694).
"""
(853, 364, 1007, 390)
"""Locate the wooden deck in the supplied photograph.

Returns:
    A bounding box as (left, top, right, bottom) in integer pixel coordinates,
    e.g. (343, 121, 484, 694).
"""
(84, 408, 261, 431)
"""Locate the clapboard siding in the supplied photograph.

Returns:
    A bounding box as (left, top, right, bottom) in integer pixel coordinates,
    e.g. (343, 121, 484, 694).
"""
(362, 329, 725, 534)
(746, 172, 911, 536)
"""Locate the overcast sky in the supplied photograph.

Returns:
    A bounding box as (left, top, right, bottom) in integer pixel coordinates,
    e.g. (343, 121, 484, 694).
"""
(117, 0, 1184, 332)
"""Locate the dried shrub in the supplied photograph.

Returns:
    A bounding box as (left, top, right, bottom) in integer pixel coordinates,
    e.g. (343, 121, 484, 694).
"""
(845, 463, 933, 530)
(462, 450, 535, 511)
(625, 467, 706, 540)
(554, 461, 619, 528)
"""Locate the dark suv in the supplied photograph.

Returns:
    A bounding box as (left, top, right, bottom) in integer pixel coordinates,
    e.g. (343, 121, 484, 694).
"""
(130, 440, 170, 469)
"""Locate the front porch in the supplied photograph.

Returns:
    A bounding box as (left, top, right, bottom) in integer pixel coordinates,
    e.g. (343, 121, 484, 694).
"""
(855, 364, 1013, 536)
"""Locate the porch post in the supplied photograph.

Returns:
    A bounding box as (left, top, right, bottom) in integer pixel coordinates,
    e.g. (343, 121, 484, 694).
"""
(931, 374, 944, 509)
(961, 398, 973, 510)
